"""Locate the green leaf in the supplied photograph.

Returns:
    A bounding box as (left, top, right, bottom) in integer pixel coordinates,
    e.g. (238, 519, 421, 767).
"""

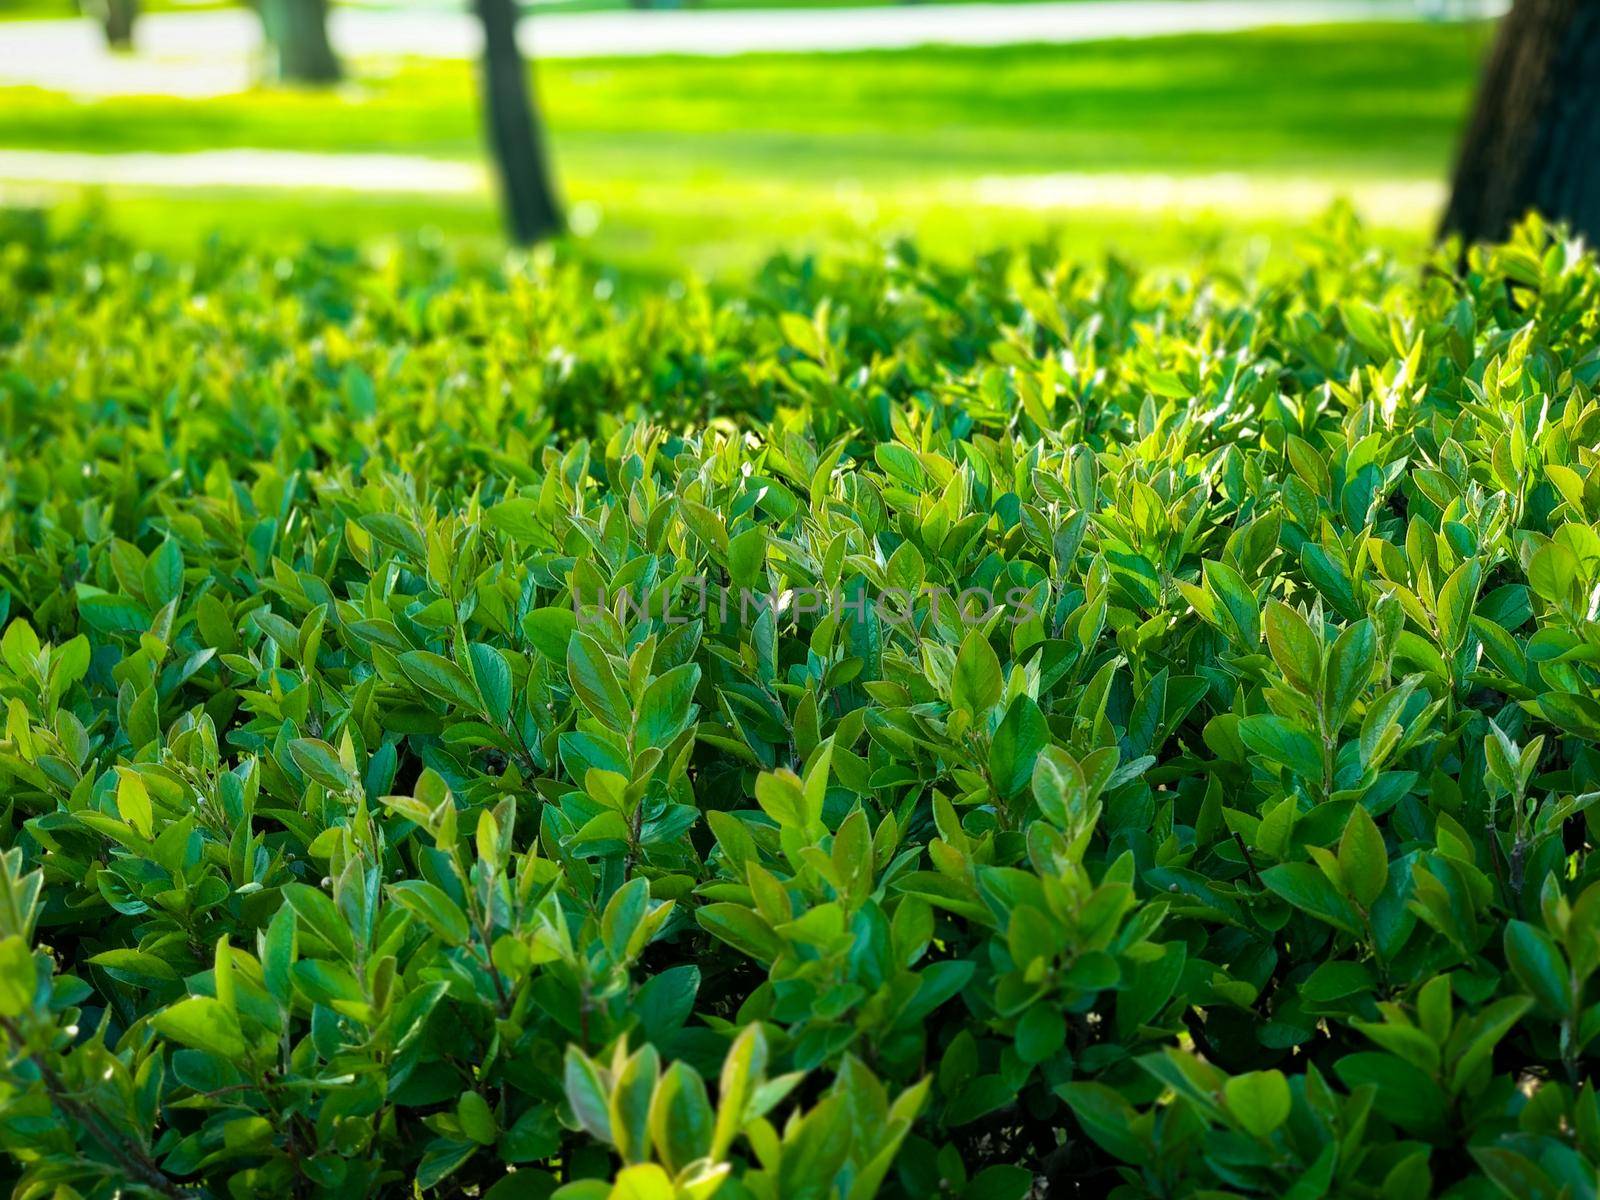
(522, 607, 577, 661)
(467, 642, 513, 726)
(754, 768, 807, 829)
(567, 633, 630, 728)
(696, 904, 783, 963)
(728, 527, 768, 589)
(801, 737, 833, 828)
(601, 877, 651, 962)
(1239, 714, 1324, 780)
(150, 996, 248, 1060)
(457, 1091, 497, 1145)
(1264, 601, 1321, 695)
(1528, 542, 1579, 605)
(0, 936, 35, 1016)
(289, 738, 357, 792)
(1504, 920, 1571, 1014)
(637, 664, 700, 749)
(1260, 863, 1360, 934)
(1338, 803, 1388, 910)
(359, 512, 426, 559)
(1224, 1070, 1291, 1138)
(115, 768, 155, 839)
(679, 499, 729, 554)
(1203, 558, 1261, 646)
(1032, 746, 1089, 829)
(1014, 1003, 1066, 1065)
(563, 1047, 613, 1144)
(989, 695, 1047, 800)
(390, 879, 471, 945)
(75, 589, 150, 635)
(1537, 691, 1600, 738)
(712, 1023, 767, 1159)
(1471, 1148, 1563, 1200)
(967, 1166, 1035, 1200)
(88, 947, 180, 983)
(945, 1075, 1017, 1126)
(1323, 618, 1375, 730)
(398, 650, 481, 711)
(1059, 1082, 1146, 1163)
(281, 882, 355, 961)
(1, 620, 39, 677)
(648, 1061, 714, 1175)
(144, 539, 184, 607)
(1436, 560, 1480, 654)
(261, 904, 295, 1008)
(951, 629, 1002, 717)
(609, 1045, 660, 1165)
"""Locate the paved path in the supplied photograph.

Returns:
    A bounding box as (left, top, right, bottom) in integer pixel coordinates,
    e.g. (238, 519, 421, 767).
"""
(0, 147, 1446, 228)
(0, 0, 1504, 98)
(0, 148, 488, 192)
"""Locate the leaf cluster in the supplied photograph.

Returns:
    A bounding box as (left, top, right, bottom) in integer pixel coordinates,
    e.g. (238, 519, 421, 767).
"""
(1, 210, 1600, 1199)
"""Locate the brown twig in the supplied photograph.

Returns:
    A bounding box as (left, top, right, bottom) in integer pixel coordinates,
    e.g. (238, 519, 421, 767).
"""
(0, 1014, 181, 1197)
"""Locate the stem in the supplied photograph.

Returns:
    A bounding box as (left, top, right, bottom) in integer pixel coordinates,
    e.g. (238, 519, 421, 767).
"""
(1231, 829, 1264, 889)
(456, 847, 512, 1017)
(0, 1015, 181, 1197)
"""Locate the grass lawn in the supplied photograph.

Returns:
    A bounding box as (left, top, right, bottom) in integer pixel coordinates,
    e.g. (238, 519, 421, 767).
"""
(0, 21, 1493, 273)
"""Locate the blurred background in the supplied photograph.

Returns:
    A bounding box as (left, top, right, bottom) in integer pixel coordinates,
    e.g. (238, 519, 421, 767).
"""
(0, 0, 1515, 277)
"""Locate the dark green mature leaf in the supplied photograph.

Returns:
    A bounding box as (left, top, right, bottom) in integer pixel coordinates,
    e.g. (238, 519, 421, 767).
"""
(1203, 558, 1260, 647)
(467, 643, 513, 726)
(1239, 714, 1324, 780)
(282, 883, 355, 961)
(637, 664, 701, 749)
(1503, 921, 1571, 1015)
(1436, 560, 1480, 654)
(989, 696, 1048, 800)
(1324, 619, 1376, 731)
(1260, 863, 1360, 934)
(390, 880, 471, 945)
(567, 633, 631, 728)
(399, 650, 481, 711)
(289, 738, 356, 792)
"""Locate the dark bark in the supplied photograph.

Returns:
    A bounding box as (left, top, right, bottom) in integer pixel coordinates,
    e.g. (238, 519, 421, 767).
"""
(1440, 0, 1600, 246)
(474, 0, 564, 246)
(258, 0, 341, 86)
(95, 0, 138, 49)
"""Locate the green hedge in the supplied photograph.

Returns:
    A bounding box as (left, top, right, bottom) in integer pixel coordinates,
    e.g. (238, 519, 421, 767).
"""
(1, 208, 1599, 1199)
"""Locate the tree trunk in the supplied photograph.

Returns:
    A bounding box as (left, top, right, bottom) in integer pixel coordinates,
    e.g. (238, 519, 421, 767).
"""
(97, 0, 138, 49)
(258, 0, 342, 85)
(1440, 0, 1600, 246)
(474, 0, 564, 246)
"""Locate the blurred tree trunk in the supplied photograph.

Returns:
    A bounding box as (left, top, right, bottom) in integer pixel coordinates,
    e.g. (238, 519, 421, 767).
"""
(96, 0, 138, 49)
(258, 0, 342, 85)
(474, 0, 563, 245)
(1440, 0, 1600, 245)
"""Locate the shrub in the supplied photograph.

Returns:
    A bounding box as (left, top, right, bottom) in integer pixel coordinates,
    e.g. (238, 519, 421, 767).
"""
(1, 208, 1599, 1199)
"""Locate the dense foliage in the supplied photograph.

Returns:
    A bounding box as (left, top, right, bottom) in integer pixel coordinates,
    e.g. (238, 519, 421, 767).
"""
(1, 209, 1599, 1199)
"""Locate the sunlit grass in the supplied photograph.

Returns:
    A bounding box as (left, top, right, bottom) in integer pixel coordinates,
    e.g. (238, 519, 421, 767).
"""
(0, 24, 1491, 174)
(7, 176, 1433, 282)
(0, 21, 1490, 273)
